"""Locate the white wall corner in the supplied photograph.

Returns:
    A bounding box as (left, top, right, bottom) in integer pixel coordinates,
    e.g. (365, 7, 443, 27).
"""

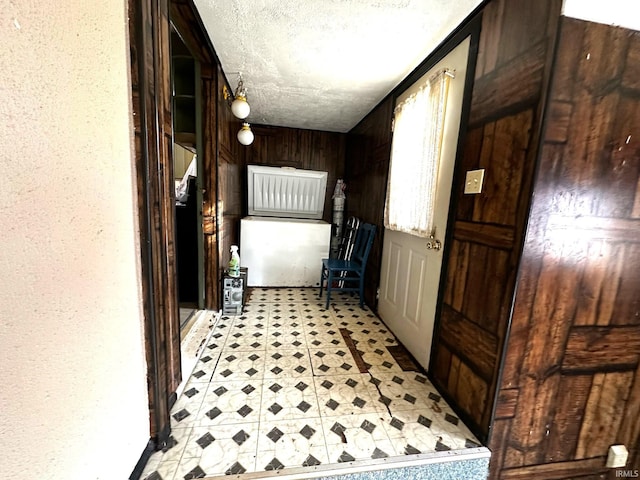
(562, 0, 640, 31)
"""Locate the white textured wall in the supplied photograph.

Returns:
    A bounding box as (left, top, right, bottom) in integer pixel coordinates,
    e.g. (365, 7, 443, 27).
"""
(563, 0, 640, 31)
(0, 1, 149, 479)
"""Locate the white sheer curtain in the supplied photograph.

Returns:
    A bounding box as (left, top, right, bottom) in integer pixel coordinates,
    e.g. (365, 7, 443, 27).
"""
(384, 70, 451, 238)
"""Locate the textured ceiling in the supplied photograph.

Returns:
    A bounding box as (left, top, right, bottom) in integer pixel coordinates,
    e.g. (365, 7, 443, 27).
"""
(193, 0, 483, 132)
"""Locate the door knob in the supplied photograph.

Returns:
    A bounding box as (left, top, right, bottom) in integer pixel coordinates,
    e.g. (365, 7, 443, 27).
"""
(426, 234, 442, 251)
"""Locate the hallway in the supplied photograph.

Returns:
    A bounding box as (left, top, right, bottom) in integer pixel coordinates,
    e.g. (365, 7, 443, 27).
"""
(141, 288, 487, 479)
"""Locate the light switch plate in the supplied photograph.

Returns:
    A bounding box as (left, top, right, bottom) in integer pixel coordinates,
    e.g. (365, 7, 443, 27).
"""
(464, 169, 485, 194)
(606, 445, 628, 468)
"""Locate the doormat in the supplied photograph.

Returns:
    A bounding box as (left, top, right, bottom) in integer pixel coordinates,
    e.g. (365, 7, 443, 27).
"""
(386, 344, 420, 372)
(339, 328, 369, 373)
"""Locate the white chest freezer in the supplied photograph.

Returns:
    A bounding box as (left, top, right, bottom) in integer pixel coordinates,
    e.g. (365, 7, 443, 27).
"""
(240, 165, 331, 287)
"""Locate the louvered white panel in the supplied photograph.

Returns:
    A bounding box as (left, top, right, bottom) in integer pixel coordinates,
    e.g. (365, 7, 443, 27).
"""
(247, 165, 328, 219)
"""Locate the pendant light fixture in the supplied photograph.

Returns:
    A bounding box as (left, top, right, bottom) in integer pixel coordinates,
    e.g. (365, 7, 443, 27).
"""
(230, 73, 250, 119)
(223, 72, 255, 146)
(237, 122, 254, 146)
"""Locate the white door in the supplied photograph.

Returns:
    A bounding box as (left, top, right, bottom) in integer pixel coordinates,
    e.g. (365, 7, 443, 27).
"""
(378, 37, 470, 370)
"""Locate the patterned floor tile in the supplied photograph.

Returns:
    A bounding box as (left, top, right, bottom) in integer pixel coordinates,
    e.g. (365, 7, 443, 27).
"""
(155, 426, 195, 464)
(376, 397, 481, 454)
(260, 376, 320, 421)
(358, 349, 402, 375)
(304, 328, 348, 349)
(211, 317, 234, 334)
(309, 347, 358, 376)
(302, 315, 339, 330)
(143, 287, 483, 479)
(256, 417, 329, 470)
(264, 327, 308, 350)
(170, 400, 203, 430)
(240, 301, 272, 316)
(172, 456, 207, 480)
(349, 331, 398, 352)
(428, 414, 479, 450)
(387, 411, 465, 452)
(332, 307, 375, 319)
(189, 423, 259, 476)
(322, 412, 395, 462)
(141, 458, 179, 480)
(300, 299, 333, 310)
(219, 327, 269, 352)
(301, 313, 336, 331)
(183, 350, 221, 385)
(314, 374, 379, 416)
(171, 382, 208, 417)
(231, 315, 269, 331)
(203, 330, 228, 353)
(227, 315, 267, 331)
(367, 371, 442, 413)
(263, 348, 313, 379)
(195, 380, 262, 426)
(210, 349, 265, 381)
(267, 305, 303, 327)
(384, 420, 441, 456)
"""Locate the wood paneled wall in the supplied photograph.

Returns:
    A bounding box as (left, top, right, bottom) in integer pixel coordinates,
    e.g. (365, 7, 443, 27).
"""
(489, 18, 640, 478)
(430, 0, 562, 440)
(201, 67, 219, 310)
(216, 66, 245, 286)
(245, 124, 346, 224)
(344, 98, 394, 306)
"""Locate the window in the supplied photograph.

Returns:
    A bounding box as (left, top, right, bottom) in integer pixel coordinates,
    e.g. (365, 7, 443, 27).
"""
(384, 69, 452, 238)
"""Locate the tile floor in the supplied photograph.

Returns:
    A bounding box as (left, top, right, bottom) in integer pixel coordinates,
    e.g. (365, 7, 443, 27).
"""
(141, 288, 482, 480)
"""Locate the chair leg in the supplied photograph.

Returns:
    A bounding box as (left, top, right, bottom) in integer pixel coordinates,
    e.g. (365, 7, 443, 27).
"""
(325, 269, 333, 310)
(319, 265, 324, 298)
(359, 276, 365, 308)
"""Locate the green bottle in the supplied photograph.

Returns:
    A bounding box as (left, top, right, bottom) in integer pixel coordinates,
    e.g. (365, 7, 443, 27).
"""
(229, 245, 240, 277)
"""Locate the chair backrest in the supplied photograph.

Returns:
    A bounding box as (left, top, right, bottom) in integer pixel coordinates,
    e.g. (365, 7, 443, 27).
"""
(351, 223, 376, 268)
(338, 216, 361, 260)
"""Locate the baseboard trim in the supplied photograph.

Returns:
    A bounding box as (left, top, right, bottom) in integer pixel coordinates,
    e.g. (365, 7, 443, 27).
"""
(129, 438, 156, 480)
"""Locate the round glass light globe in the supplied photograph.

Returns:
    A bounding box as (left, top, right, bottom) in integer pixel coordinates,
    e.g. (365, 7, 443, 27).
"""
(237, 123, 254, 145)
(231, 97, 250, 119)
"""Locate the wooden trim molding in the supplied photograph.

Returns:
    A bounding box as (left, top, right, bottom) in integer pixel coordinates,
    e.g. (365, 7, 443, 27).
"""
(453, 220, 515, 249)
(128, 0, 181, 446)
(562, 326, 640, 373)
